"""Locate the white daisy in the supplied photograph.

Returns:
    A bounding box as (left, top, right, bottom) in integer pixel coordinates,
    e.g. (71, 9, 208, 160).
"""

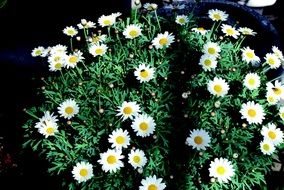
(98, 14, 116, 27)
(208, 9, 228, 22)
(131, 114, 156, 137)
(65, 50, 85, 69)
(243, 73, 261, 90)
(221, 24, 240, 39)
(143, 3, 158, 11)
(240, 101, 265, 125)
(77, 19, 96, 29)
(35, 111, 58, 129)
(58, 99, 80, 119)
(123, 24, 142, 39)
(238, 27, 257, 36)
(265, 53, 281, 69)
(266, 91, 279, 105)
(207, 77, 229, 97)
(261, 123, 283, 146)
(89, 34, 107, 45)
(260, 139, 276, 155)
(191, 27, 208, 35)
(203, 42, 221, 58)
(151, 31, 175, 49)
(272, 46, 284, 61)
(241, 47, 260, 64)
(89, 43, 107, 57)
(139, 175, 166, 190)
(128, 149, 147, 169)
(266, 80, 284, 100)
(108, 128, 130, 150)
(279, 107, 284, 120)
(199, 54, 217, 71)
(116, 101, 140, 121)
(134, 64, 155, 83)
(98, 149, 124, 173)
(50, 44, 67, 55)
(209, 158, 235, 183)
(38, 120, 58, 138)
(185, 129, 211, 151)
(31, 46, 45, 57)
(175, 15, 189, 25)
(71, 161, 93, 183)
(48, 60, 64, 72)
(63, 26, 78, 37)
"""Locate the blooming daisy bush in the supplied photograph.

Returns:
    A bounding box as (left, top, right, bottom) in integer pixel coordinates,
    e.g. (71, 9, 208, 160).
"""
(23, 4, 284, 190)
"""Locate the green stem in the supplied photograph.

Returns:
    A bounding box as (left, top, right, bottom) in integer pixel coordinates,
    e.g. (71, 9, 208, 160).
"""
(154, 10, 161, 31)
(25, 110, 39, 120)
(70, 38, 73, 52)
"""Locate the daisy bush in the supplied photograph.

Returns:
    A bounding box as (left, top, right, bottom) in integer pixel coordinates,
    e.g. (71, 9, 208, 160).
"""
(24, 3, 284, 190)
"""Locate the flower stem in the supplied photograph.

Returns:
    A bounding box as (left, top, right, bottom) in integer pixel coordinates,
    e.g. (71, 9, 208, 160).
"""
(154, 10, 161, 31)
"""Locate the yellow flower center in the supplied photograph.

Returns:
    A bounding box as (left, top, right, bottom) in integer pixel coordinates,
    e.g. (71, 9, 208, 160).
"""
(178, 18, 185, 24)
(197, 27, 205, 31)
(248, 109, 256, 117)
(268, 131, 276, 139)
(214, 84, 223, 94)
(268, 96, 275, 103)
(213, 14, 221, 20)
(263, 144, 270, 151)
(79, 168, 88, 177)
(194, 136, 203, 145)
(226, 28, 234, 35)
(248, 78, 255, 85)
(55, 63, 62, 69)
(103, 19, 111, 25)
(246, 52, 254, 59)
(68, 30, 75, 35)
(54, 56, 61, 62)
(268, 58, 275, 65)
(107, 155, 116, 164)
(69, 56, 78, 63)
(65, 106, 74, 115)
(216, 166, 226, 175)
(148, 184, 158, 190)
(46, 127, 54, 135)
(133, 156, 141, 164)
(273, 87, 282, 95)
(204, 59, 212, 66)
(139, 122, 149, 131)
(95, 48, 103, 55)
(281, 112, 284, 119)
(35, 50, 42, 55)
(123, 106, 133, 115)
(208, 47, 216, 55)
(129, 30, 138, 37)
(116, 136, 125, 144)
(140, 69, 149, 78)
(159, 37, 168, 46)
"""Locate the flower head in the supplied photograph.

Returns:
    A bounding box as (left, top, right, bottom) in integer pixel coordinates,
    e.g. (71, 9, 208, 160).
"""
(131, 114, 156, 137)
(240, 101, 265, 124)
(116, 101, 140, 121)
(63, 26, 78, 37)
(89, 44, 107, 57)
(207, 77, 229, 97)
(186, 129, 211, 151)
(123, 24, 142, 39)
(260, 140, 276, 155)
(31, 46, 45, 57)
(243, 73, 261, 90)
(38, 120, 58, 138)
(134, 64, 155, 83)
(272, 46, 284, 61)
(98, 14, 117, 27)
(35, 111, 58, 129)
(279, 106, 284, 120)
(98, 149, 124, 173)
(108, 128, 130, 150)
(241, 47, 260, 64)
(261, 123, 283, 146)
(128, 149, 147, 169)
(266, 80, 284, 100)
(65, 50, 84, 69)
(143, 3, 158, 11)
(58, 99, 80, 119)
(72, 161, 93, 183)
(209, 158, 235, 183)
(266, 91, 279, 105)
(191, 27, 208, 35)
(221, 24, 240, 39)
(175, 15, 189, 25)
(152, 31, 175, 49)
(238, 27, 257, 36)
(208, 9, 228, 21)
(203, 42, 221, 58)
(199, 54, 217, 71)
(77, 19, 96, 29)
(139, 175, 166, 190)
(265, 53, 281, 69)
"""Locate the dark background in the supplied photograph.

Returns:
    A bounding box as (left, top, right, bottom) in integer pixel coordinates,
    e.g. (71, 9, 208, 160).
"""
(0, 0, 283, 189)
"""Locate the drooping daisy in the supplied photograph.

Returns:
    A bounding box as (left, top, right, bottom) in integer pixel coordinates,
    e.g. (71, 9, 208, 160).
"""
(260, 139, 276, 155)
(175, 15, 189, 25)
(71, 161, 93, 183)
(266, 80, 284, 100)
(209, 158, 235, 183)
(58, 99, 80, 119)
(279, 106, 284, 120)
(50, 44, 67, 55)
(63, 26, 78, 37)
(240, 101, 265, 124)
(98, 149, 124, 173)
(221, 24, 240, 39)
(203, 42, 221, 58)
(208, 9, 228, 22)
(35, 111, 58, 129)
(185, 129, 211, 151)
(38, 120, 58, 138)
(98, 14, 116, 27)
(139, 175, 166, 190)
(207, 77, 229, 97)
(265, 53, 281, 69)
(31, 46, 45, 57)
(123, 24, 142, 39)
(243, 73, 261, 90)
(151, 31, 175, 49)
(191, 27, 208, 35)
(131, 114, 156, 137)
(128, 149, 147, 169)
(261, 123, 283, 146)
(108, 128, 130, 150)
(89, 44, 107, 57)
(241, 47, 260, 64)
(77, 19, 96, 29)
(272, 46, 284, 61)
(266, 91, 279, 105)
(238, 27, 257, 36)
(89, 34, 107, 45)
(65, 50, 85, 69)
(143, 3, 158, 11)
(134, 64, 155, 83)
(116, 101, 140, 121)
(199, 54, 217, 71)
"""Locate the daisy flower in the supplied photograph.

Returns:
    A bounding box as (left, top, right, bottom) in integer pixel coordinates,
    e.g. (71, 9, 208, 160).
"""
(63, 26, 78, 37)
(279, 106, 284, 120)
(134, 64, 155, 83)
(65, 50, 85, 69)
(98, 149, 124, 173)
(139, 175, 166, 190)
(208, 9, 228, 22)
(143, 3, 158, 11)
(207, 77, 229, 97)
(38, 120, 58, 138)
(131, 114, 156, 137)
(151, 31, 175, 49)
(272, 46, 284, 61)
(191, 27, 208, 35)
(266, 80, 284, 100)
(221, 24, 240, 39)
(98, 14, 117, 27)
(209, 158, 235, 183)
(265, 53, 281, 69)
(238, 27, 257, 36)
(89, 34, 107, 45)
(31, 46, 45, 57)
(199, 54, 217, 71)
(266, 91, 279, 105)
(48, 60, 64, 72)
(203, 42, 221, 58)
(50, 44, 67, 55)
(72, 161, 93, 183)
(260, 139, 276, 155)
(128, 149, 147, 169)
(175, 15, 189, 25)
(240, 101, 265, 124)
(261, 123, 283, 146)
(241, 47, 260, 64)
(116, 101, 140, 121)
(58, 99, 80, 119)
(77, 19, 96, 29)
(185, 129, 211, 151)
(89, 44, 107, 57)
(35, 111, 58, 129)
(108, 128, 130, 150)
(243, 73, 261, 90)
(123, 24, 142, 39)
